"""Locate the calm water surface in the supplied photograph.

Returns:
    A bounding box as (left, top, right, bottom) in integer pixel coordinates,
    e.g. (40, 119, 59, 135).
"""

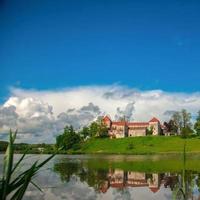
(0, 154, 200, 200)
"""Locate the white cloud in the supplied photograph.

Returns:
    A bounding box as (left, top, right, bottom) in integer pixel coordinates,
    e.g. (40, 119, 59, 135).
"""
(0, 85, 200, 143)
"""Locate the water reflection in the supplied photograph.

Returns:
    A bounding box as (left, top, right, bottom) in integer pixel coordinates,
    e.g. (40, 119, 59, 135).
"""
(53, 157, 200, 200)
(1, 154, 200, 199)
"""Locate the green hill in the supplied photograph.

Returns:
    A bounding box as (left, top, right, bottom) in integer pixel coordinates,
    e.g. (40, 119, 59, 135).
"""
(76, 136, 200, 154)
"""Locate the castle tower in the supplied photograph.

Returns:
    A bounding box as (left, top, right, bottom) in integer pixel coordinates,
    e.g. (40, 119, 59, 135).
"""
(149, 117, 161, 135)
(103, 115, 112, 129)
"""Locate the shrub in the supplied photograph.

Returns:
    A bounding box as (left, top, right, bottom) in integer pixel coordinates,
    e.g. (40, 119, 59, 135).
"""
(127, 143, 134, 150)
(146, 126, 153, 135)
(181, 127, 193, 138)
(72, 143, 81, 151)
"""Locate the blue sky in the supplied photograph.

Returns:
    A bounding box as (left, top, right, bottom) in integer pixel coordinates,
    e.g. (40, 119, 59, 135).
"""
(1, 0, 200, 103)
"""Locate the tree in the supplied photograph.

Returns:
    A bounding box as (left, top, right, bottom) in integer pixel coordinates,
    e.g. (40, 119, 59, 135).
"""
(88, 119, 108, 138)
(170, 109, 192, 136)
(181, 109, 192, 129)
(89, 122, 99, 137)
(56, 125, 81, 150)
(146, 126, 153, 135)
(163, 120, 178, 134)
(194, 111, 200, 135)
(98, 121, 109, 138)
(79, 126, 90, 138)
(196, 110, 200, 121)
(171, 112, 182, 134)
(181, 127, 193, 138)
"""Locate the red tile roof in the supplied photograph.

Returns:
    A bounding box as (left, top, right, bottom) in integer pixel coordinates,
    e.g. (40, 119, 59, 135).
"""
(103, 115, 111, 122)
(103, 115, 161, 126)
(149, 117, 160, 123)
(128, 122, 149, 126)
(149, 187, 159, 193)
(112, 121, 126, 126)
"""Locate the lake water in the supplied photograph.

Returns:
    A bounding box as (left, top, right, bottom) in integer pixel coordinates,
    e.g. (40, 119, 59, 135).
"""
(1, 154, 200, 200)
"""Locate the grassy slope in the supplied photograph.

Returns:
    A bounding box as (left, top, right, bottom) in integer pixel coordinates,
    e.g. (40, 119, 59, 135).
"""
(78, 136, 200, 154)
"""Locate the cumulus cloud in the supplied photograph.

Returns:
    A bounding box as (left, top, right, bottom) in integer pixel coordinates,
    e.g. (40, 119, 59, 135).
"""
(56, 102, 101, 130)
(1, 97, 56, 143)
(0, 85, 200, 143)
(114, 102, 135, 121)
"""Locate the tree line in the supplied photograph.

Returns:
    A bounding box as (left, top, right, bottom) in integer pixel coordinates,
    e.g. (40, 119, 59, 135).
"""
(164, 109, 200, 137)
(56, 118, 109, 151)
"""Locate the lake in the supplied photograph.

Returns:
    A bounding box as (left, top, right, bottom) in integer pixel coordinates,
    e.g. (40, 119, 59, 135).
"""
(0, 154, 200, 200)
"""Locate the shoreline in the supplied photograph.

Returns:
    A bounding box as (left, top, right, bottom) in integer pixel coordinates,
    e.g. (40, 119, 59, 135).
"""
(1, 136, 200, 155)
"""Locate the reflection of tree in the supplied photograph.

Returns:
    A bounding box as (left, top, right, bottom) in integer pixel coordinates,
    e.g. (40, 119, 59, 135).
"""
(172, 143, 200, 199)
(53, 160, 109, 192)
(172, 170, 198, 200)
(163, 174, 178, 191)
(172, 143, 188, 200)
(196, 174, 200, 192)
(79, 168, 109, 191)
(54, 161, 80, 182)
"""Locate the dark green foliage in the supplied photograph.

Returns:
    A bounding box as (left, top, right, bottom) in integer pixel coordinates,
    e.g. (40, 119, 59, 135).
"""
(71, 143, 81, 151)
(146, 126, 153, 135)
(79, 126, 90, 138)
(56, 125, 81, 150)
(81, 120, 108, 138)
(194, 111, 200, 136)
(194, 121, 200, 135)
(164, 120, 178, 134)
(89, 120, 108, 138)
(56, 121, 108, 151)
(181, 127, 194, 138)
(89, 122, 99, 137)
(0, 143, 55, 154)
(127, 143, 134, 150)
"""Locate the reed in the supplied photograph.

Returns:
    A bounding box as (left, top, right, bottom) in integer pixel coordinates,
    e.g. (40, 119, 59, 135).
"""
(0, 130, 55, 200)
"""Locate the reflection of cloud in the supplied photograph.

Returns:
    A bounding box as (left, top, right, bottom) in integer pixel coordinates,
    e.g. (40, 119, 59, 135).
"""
(0, 85, 200, 142)
(24, 175, 97, 200)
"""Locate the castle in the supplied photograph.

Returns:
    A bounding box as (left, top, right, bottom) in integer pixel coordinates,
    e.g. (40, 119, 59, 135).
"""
(99, 170, 164, 194)
(103, 115, 162, 138)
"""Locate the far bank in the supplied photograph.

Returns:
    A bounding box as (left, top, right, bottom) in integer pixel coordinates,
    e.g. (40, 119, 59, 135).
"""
(71, 136, 200, 155)
(1, 136, 200, 155)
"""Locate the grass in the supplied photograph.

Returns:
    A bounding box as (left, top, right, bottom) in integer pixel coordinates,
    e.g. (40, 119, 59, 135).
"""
(74, 135, 200, 155)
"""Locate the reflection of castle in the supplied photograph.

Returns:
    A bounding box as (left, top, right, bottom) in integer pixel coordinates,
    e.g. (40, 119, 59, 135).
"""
(103, 116, 162, 138)
(99, 170, 175, 194)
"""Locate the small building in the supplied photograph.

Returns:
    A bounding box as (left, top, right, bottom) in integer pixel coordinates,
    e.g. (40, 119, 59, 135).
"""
(103, 115, 162, 138)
